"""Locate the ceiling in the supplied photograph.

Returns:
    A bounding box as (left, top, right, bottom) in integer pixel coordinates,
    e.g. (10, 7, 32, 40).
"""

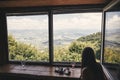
(0, 0, 110, 8)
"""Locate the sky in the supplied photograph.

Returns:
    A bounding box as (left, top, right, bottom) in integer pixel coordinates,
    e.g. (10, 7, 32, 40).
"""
(7, 15, 48, 30)
(106, 12, 120, 30)
(7, 12, 119, 31)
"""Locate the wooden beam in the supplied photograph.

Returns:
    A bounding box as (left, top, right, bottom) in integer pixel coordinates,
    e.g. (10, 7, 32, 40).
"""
(0, 0, 105, 8)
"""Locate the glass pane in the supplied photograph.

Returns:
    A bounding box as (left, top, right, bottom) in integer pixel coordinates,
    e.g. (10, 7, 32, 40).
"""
(53, 13, 102, 62)
(104, 12, 120, 64)
(7, 14, 49, 62)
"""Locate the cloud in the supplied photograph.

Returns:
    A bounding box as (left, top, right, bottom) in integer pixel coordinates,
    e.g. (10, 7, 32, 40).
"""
(7, 13, 102, 31)
(53, 13, 102, 30)
(7, 15, 48, 30)
(106, 14, 120, 29)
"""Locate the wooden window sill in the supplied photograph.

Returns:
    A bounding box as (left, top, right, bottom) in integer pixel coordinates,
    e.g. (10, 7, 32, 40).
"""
(0, 64, 80, 80)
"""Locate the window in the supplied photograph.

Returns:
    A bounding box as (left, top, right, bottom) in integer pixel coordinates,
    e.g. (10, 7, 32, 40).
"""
(53, 13, 102, 62)
(7, 13, 49, 62)
(104, 12, 120, 64)
(6, 11, 102, 64)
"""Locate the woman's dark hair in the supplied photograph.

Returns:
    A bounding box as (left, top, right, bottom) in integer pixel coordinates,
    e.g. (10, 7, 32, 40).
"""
(81, 47, 96, 68)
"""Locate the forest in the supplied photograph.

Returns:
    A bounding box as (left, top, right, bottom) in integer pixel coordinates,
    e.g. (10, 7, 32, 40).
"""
(8, 32, 120, 64)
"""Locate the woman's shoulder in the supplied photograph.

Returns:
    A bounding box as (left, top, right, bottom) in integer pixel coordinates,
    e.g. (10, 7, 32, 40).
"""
(81, 67, 95, 80)
(82, 63, 102, 71)
(82, 67, 94, 76)
(96, 63, 103, 70)
(96, 63, 102, 66)
(82, 67, 88, 72)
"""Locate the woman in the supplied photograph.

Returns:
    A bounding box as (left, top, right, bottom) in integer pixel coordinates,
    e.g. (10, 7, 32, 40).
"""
(80, 47, 107, 80)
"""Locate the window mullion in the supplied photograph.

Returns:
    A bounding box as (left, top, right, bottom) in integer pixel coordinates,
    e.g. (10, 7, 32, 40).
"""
(101, 11, 106, 64)
(49, 10, 53, 65)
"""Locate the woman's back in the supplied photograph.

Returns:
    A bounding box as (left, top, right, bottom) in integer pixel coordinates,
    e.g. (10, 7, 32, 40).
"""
(81, 63, 106, 80)
(80, 47, 107, 80)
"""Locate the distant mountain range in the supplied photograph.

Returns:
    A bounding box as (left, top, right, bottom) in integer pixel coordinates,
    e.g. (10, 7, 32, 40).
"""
(104, 28, 120, 49)
(105, 29, 120, 46)
(8, 29, 119, 49)
(9, 29, 92, 49)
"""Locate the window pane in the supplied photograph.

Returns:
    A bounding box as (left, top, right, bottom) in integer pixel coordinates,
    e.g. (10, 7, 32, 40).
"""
(7, 14, 49, 62)
(104, 12, 120, 64)
(53, 13, 102, 62)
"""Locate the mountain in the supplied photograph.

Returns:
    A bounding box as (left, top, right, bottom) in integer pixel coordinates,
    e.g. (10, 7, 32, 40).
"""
(105, 30, 120, 44)
(77, 32, 101, 42)
(8, 29, 90, 48)
(105, 40, 120, 47)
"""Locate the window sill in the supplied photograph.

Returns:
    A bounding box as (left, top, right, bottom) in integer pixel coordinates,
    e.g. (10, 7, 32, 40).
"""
(0, 64, 80, 80)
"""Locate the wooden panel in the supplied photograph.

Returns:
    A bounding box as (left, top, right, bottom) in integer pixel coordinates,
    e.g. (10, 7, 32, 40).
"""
(0, 0, 105, 8)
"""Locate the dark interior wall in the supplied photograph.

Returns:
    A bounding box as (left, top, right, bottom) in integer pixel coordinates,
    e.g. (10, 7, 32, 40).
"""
(0, 9, 8, 65)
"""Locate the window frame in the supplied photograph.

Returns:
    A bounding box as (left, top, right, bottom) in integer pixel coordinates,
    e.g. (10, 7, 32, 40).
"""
(1, 5, 103, 66)
(102, 0, 120, 65)
(7, 11, 51, 65)
(53, 12, 102, 63)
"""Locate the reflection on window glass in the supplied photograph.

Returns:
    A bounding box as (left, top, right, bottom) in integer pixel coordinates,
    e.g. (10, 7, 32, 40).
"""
(7, 14, 49, 62)
(104, 12, 120, 64)
(53, 13, 102, 62)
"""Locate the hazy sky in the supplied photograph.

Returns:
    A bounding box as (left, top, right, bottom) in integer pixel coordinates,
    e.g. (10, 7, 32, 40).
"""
(106, 12, 120, 30)
(7, 15, 48, 30)
(7, 13, 103, 31)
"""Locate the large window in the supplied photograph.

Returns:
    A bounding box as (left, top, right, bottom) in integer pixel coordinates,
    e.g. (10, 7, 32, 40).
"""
(53, 13, 102, 62)
(104, 12, 120, 64)
(7, 14, 49, 62)
(6, 12, 102, 63)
